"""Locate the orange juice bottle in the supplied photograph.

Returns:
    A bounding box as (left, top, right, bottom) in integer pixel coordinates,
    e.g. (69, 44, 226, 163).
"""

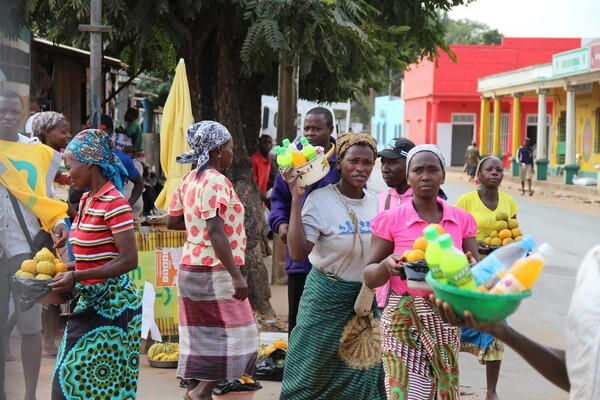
(490, 243, 554, 294)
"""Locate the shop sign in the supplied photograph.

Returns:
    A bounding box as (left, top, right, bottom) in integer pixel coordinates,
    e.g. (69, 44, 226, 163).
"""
(591, 44, 600, 71)
(553, 48, 590, 77)
(155, 248, 181, 287)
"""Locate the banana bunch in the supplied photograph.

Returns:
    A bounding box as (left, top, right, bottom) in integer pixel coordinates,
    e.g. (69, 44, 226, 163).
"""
(240, 375, 255, 384)
(148, 342, 180, 362)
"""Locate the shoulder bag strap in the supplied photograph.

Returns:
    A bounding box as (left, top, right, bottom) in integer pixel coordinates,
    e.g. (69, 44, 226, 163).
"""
(8, 191, 36, 253)
(384, 193, 392, 211)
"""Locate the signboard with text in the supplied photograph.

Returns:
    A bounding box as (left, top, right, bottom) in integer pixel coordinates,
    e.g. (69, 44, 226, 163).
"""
(553, 48, 590, 77)
(591, 44, 600, 71)
(155, 248, 181, 287)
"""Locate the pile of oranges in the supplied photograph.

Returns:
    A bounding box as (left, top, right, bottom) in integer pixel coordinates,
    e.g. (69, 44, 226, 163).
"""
(403, 224, 445, 262)
(482, 212, 523, 247)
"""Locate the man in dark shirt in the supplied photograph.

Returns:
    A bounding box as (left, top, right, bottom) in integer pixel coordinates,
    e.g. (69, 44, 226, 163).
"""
(517, 137, 535, 196)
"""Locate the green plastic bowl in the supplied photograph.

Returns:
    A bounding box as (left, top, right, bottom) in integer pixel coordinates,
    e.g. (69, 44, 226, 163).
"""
(425, 272, 531, 322)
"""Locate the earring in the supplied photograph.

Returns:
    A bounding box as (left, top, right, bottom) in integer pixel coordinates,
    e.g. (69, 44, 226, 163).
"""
(218, 152, 222, 158)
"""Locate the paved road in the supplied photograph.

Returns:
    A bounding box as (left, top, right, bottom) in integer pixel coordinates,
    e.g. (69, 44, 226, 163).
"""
(7, 167, 598, 399)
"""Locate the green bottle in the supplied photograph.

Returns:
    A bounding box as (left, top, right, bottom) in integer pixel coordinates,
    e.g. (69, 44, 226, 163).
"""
(438, 234, 476, 291)
(423, 226, 445, 283)
(274, 146, 293, 169)
(299, 137, 318, 160)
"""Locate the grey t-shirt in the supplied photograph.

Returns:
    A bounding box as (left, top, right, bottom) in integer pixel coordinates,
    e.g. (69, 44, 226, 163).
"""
(302, 184, 378, 282)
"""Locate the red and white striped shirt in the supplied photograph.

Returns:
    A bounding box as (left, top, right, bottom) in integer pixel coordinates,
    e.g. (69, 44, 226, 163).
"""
(70, 182, 134, 284)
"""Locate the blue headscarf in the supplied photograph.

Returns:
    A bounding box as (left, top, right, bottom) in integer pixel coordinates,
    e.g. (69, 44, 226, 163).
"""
(64, 129, 128, 193)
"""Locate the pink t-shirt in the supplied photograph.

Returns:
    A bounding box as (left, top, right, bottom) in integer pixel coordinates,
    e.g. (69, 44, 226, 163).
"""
(376, 188, 413, 212)
(371, 197, 477, 297)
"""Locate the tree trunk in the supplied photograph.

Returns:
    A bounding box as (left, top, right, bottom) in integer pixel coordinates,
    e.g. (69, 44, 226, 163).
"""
(178, 1, 275, 316)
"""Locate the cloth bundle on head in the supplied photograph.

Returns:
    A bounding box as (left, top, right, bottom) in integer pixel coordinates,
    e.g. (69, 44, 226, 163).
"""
(31, 111, 67, 138)
(114, 133, 133, 151)
(64, 129, 128, 193)
(406, 144, 446, 178)
(336, 132, 378, 160)
(176, 121, 232, 171)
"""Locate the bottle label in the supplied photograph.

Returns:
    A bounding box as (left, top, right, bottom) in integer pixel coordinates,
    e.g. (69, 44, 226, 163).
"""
(490, 273, 526, 294)
(477, 271, 506, 293)
(446, 265, 475, 288)
(430, 265, 447, 283)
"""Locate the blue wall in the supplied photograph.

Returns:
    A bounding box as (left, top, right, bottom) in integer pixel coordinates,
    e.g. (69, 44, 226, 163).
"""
(371, 96, 404, 150)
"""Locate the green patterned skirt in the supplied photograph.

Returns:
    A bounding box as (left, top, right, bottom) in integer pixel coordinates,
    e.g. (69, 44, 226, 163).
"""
(280, 268, 386, 400)
(52, 275, 142, 400)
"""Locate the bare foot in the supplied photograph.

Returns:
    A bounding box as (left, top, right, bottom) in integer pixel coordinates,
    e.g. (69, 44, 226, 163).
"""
(485, 392, 500, 400)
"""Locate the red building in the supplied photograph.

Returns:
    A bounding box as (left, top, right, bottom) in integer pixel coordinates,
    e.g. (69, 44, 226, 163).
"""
(403, 38, 581, 165)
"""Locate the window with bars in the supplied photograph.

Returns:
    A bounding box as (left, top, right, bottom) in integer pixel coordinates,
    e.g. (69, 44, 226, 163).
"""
(487, 113, 510, 154)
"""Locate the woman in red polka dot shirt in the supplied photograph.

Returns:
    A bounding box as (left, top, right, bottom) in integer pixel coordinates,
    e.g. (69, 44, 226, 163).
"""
(167, 121, 259, 400)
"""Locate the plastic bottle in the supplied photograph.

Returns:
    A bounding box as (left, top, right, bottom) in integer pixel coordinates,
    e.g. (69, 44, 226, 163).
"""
(274, 146, 293, 170)
(489, 243, 554, 294)
(438, 234, 476, 291)
(282, 139, 307, 166)
(471, 235, 537, 286)
(423, 226, 445, 283)
(299, 137, 318, 161)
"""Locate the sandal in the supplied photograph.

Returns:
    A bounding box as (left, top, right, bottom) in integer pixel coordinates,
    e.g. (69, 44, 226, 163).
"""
(529, 190, 534, 196)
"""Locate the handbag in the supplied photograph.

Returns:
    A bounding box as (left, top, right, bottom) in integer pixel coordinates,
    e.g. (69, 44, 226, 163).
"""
(8, 191, 55, 255)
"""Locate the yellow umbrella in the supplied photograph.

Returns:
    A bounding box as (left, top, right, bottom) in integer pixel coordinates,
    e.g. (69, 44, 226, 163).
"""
(155, 58, 194, 210)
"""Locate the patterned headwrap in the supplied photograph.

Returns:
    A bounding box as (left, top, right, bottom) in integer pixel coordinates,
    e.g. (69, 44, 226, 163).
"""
(176, 121, 232, 171)
(31, 111, 67, 138)
(114, 133, 133, 151)
(336, 132, 378, 161)
(406, 144, 446, 178)
(64, 129, 128, 193)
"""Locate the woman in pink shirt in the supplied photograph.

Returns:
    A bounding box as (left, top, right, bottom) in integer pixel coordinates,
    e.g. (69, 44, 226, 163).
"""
(365, 144, 478, 400)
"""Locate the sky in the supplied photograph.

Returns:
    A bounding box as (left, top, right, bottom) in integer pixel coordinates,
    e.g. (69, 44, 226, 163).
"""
(449, 0, 600, 39)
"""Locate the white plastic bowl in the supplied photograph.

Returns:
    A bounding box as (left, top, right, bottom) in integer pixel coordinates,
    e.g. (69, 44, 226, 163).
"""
(291, 147, 331, 188)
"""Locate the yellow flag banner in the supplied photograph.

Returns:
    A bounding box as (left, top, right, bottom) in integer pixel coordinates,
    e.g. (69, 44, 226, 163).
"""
(0, 140, 68, 231)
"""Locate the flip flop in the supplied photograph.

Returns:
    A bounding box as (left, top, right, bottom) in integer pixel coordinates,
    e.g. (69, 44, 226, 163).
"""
(529, 190, 534, 196)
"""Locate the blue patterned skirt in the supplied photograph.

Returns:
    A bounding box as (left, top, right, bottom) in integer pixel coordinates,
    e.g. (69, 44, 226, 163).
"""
(51, 274, 142, 399)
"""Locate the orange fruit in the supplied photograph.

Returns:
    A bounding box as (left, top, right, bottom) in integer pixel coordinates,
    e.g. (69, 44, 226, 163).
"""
(498, 229, 512, 240)
(428, 223, 444, 235)
(514, 235, 523, 242)
(402, 250, 411, 260)
(55, 263, 68, 273)
(406, 249, 425, 262)
(483, 237, 492, 245)
(507, 219, 519, 229)
(413, 236, 428, 251)
(502, 237, 514, 246)
(21, 259, 37, 275)
(490, 237, 502, 247)
(510, 228, 522, 238)
(489, 230, 499, 238)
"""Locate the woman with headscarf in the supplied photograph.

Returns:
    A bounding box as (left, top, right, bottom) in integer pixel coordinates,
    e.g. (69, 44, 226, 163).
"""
(31, 111, 76, 357)
(365, 144, 479, 399)
(454, 156, 519, 400)
(48, 129, 142, 400)
(166, 121, 258, 400)
(280, 133, 386, 400)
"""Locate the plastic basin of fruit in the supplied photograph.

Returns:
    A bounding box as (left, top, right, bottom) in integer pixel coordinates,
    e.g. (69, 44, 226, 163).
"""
(425, 272, 531, 322)
(290, 147, 331, 188)
(148, 359, 178, 368)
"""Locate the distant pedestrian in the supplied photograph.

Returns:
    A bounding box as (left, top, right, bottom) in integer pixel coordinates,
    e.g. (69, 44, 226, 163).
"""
(517, 137, 535, 196)
(118, 108, 144, 160)
(465, 141, 480, 182)
(251, 134, 274, 256)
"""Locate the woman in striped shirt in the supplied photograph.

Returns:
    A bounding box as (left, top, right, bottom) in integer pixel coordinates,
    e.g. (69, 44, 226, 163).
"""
(49, 129, 142, 400)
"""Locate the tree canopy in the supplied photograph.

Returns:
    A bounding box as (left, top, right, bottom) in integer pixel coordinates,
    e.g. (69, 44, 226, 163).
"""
(440, 13, 503, 45)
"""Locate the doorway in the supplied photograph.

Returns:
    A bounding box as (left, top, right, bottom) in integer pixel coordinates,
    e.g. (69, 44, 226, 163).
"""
(451, 114, 475, 166)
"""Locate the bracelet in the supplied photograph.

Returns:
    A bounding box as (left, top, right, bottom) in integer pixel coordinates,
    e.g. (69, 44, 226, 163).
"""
(71, 270, 77, 283)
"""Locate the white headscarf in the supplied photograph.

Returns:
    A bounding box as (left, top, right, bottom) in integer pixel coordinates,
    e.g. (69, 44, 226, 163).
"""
(405, 144, 446, 178)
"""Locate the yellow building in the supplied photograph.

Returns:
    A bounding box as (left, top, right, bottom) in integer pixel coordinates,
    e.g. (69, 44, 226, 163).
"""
(478, 40, 600, 184)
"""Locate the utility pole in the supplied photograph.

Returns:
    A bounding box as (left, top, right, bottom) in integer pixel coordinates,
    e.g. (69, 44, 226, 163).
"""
(78, 0, 111, 129)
